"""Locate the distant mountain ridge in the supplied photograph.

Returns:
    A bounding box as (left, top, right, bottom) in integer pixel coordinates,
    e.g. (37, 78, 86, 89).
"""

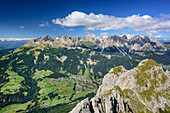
(0, 35, 167, 54)
(0, 38, 31, 49)
(25, 34, 167, 58)
(0, 38, 32, 41)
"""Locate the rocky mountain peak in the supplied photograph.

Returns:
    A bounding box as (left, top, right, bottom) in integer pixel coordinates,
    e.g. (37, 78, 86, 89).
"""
(43, 35, 50, 38)
(138, 59, 160, 67)
(122, 34, 128, 40)
(70, 59, 170, 113)
(107, 35, 122, 41)
(85, 33, 96, 42)
(121, 33, 135, 40)
(56, 35, 60, 39)
(61, 35, 72, 41)
(24, 35, 56, 47)
(33, 35, 55, 42)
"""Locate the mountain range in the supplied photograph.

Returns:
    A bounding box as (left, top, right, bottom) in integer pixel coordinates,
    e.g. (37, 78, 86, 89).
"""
(25, 34, 167, 58)
(0, 34, 169, 113)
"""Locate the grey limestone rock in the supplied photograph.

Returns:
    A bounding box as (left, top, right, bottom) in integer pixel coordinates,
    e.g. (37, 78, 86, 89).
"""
(70, 59, 170, 113)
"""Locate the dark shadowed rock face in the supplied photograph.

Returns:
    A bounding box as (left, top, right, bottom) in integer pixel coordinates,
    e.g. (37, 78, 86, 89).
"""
(70, 59, 170, 113)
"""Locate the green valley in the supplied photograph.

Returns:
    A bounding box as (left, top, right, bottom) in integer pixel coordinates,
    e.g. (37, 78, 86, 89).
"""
(0, 35, 169, 113)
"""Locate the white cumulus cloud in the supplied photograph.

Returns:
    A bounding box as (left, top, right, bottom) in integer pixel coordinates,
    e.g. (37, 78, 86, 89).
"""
(165, 29, 170, 33)
(39, 21, 51, 27)
(154, 35, 170, 41)
(146, 30, 162, 36)
(64, 29, 74, 32)
(19, 26, 24, 28)
(68, 29, 74, 31)
(155, 35, 163, 38)
(160, 14, 170, 20)
(100, 32, 108, 37)
(52, 11, 170, 33)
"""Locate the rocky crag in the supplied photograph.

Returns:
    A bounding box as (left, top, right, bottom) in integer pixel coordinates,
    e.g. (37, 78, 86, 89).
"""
(70, 59, 170, 113)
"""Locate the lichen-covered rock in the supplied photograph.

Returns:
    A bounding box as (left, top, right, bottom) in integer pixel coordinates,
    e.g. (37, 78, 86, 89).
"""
(70, 59, 170, 113)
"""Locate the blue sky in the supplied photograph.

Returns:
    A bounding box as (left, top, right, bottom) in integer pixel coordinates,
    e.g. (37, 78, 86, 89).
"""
(0, 0, 170, 41)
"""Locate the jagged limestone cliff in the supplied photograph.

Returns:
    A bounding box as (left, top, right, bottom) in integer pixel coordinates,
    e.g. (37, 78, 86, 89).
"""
(70, 59, 170, 113)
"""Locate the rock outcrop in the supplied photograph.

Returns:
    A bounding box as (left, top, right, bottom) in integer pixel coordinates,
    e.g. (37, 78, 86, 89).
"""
(70, 59, 170, 113)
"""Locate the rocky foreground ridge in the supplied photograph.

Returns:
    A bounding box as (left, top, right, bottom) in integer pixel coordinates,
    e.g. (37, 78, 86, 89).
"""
(24, 34, 167, 58)
(70, 59, 170, 113)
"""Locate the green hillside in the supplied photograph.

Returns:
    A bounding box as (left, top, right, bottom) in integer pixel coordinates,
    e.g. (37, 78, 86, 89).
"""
(0, 46, 139, 113)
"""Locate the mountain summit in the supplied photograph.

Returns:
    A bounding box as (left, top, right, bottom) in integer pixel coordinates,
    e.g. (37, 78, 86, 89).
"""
(70, 59, 170, 113)
(33, 35, 55, 42)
